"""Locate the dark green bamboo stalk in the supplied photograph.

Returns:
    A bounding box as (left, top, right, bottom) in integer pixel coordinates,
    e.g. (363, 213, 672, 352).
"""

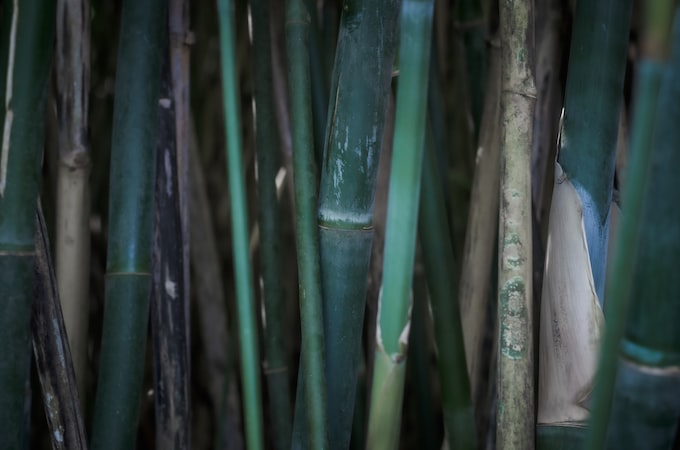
(289, 0, 401, 448)
(251, 0, 292, 448)
(217, 0, 265, 448)
(32, 205, 87, 450)
(587, 3, 679, 449)
(151, 38, 190, 450)
(303, 0, 328, 167)
(497, 0, 535, 448)
(418, 126, 476, 449)
(285, 0, 329, 447)
(90, 0, 166, 448)
(366, 0, 434, 447)
(556, 0, 632, 302)
(0, 0, 55, 447)
(458, 0, 487, 141)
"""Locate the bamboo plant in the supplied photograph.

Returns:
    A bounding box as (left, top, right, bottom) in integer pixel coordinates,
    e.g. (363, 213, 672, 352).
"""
(536, 0, 632, 446)
(365, 0, 434, 447)
(0, 0, 56, 447)
(285, 0, 329, 448)
(55, 0, 91, 401)
(150, 36, 190, 449)
(290, 0, 400, 448)
(418, 125, 476, 449)
(251, 0, 292, 447)
(90, 0, 166, 448)
(497, 0, 535, 448)
(587, 2, 679, 449)
(32, 205, 87, 450)
(217, 0, 265, 448)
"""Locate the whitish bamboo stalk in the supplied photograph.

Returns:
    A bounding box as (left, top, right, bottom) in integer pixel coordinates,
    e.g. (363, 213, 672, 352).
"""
(497, 0, 536, 448)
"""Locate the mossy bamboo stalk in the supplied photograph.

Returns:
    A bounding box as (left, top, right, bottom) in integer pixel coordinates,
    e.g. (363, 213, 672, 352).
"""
(587, 3, 678, 449)
(90, 0, 166, 448)
(365, 0, 434, 447)
(289, 0, 401, 448)
(32, 205, 87, 450)
(151, 41, 190, 449)
(555, 0, 632, 302)
(251, 0, 292, 447)
(0, 0, 56, 447)
(419, 126, 476, 449)
(285, 0, 329, 448)
(55, 0, 91, 403)
(217, 0, 265, 448)
(497, 0, 535, 448)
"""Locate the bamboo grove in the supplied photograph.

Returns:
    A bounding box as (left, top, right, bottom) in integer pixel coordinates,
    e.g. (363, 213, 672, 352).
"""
(2, 0, 680, 448)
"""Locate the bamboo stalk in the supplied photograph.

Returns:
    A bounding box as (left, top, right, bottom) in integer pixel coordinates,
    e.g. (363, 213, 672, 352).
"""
(458, 0, 487, 142)
(0, 0, 56, 447)
(55, 0, 91, 403)
(587, 2, 678, 449)
(365, 1, 434, 447)
(90, 0, 166, 447)
(288, 0, 401, 448)
(555, 0, 632, 302)
(419, 127, 476, 449)
(251, 0, 292, 447)
(216, 0, 265, 448)
(497, 0, 535, 448)
(285, 0, 329, 447)
(150, 38, 190, 450)
(32, 204, 88, 450)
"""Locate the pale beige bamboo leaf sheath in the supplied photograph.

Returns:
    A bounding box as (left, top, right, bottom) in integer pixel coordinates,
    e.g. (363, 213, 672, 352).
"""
(538, 162, 605, 425)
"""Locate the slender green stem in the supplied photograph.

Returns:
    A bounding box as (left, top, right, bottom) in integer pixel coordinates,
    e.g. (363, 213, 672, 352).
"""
(497, 0, 535, 448)
(366, 1, 434, 448)
(285, 0, 329, 448)
(0, 0, 56, 447)
(419, 126, 476, 449)
(217, 1, 265, 448)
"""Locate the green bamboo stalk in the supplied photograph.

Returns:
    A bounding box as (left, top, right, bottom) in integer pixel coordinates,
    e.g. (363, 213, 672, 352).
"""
(217, 0, 265, 448)
(285, 0, 329, 448)
(555, 0, 632, 302)
(251, 0, 292, 448)
(90, 0, 166, 448)
(497, 0, 535, 448)
(0, 0, 56, 447)
(55, 0, 91, 404)
(587, 3, 678, 449)
(418, 126, 476, 449)
(458, 0, 487, 142)
(32, 205, 87, 450)
(288, 0, 401, 448)
(150, 39, 190, 449)
(365, 1, 434, 447)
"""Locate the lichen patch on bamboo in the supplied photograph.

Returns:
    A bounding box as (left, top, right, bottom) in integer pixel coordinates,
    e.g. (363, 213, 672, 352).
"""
(0, 0, 19, 197)
(499, 276, 527, 359)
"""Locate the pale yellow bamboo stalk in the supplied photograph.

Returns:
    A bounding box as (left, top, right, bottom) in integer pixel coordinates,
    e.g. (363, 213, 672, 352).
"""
(55, 0, 91, 402)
